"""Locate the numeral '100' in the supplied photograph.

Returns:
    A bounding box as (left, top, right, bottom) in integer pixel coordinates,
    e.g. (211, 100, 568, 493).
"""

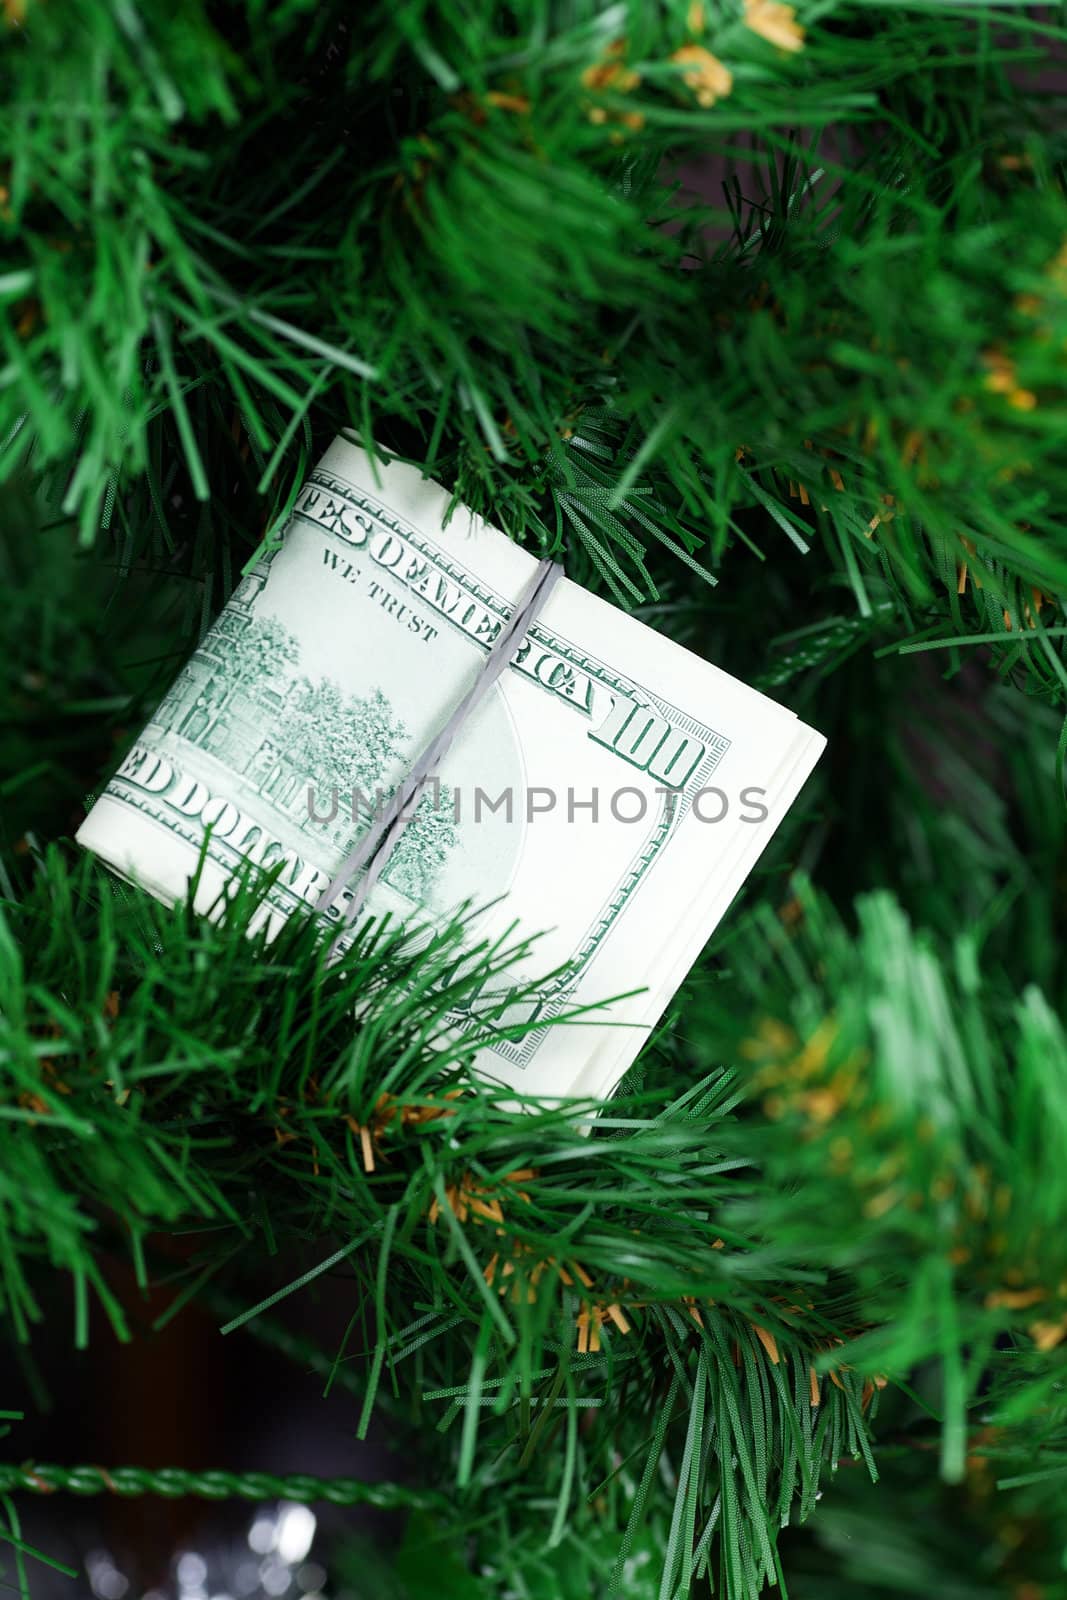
(589, 694, 705, 788)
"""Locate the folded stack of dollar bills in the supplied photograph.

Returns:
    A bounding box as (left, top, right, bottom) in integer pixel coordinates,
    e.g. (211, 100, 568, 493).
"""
(79, 437, 825, 1101)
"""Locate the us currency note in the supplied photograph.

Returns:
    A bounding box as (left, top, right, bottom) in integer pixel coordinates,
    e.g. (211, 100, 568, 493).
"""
(77, 436, 825, 1100)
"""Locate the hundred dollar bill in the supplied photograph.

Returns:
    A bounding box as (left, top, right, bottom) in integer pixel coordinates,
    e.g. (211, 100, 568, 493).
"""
(77, 436, 825, 1101)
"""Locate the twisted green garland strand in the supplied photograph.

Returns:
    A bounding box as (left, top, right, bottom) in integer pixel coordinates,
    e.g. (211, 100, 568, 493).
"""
(0, 1463, 443, 1510)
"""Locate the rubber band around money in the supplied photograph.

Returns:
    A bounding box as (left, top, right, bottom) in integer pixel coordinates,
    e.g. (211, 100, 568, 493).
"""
(316, 555, 563, 953)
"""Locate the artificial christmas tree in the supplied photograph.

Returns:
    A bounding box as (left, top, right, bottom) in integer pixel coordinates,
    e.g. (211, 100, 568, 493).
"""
(2, 2, 1067, 1596)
